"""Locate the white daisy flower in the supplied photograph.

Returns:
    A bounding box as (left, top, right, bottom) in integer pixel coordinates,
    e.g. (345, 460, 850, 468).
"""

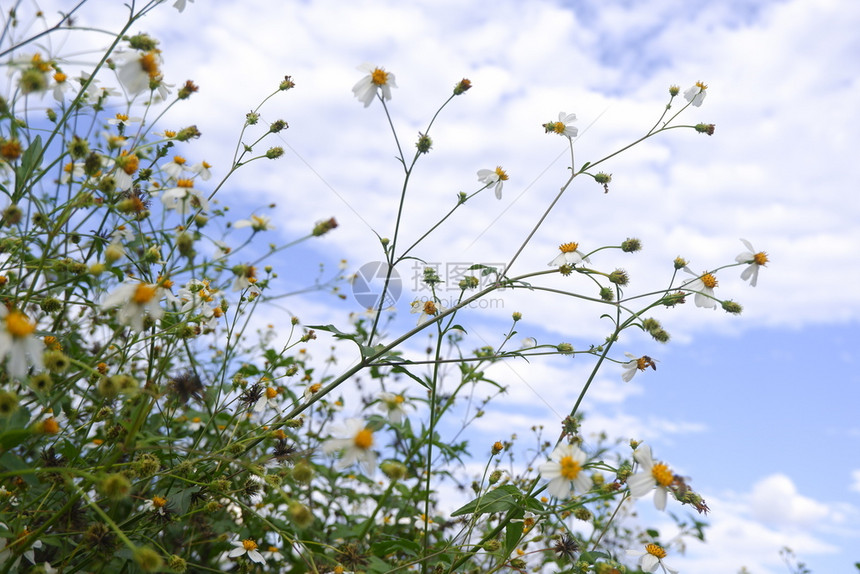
(548, 242, 589, 267)
(410, 299, 444, 325)
(161, 155, 190, 180)
(683, 81, 707, 107)
(626, 543, 679, 574)
(116, 50, 163, 95)
(546, 111, 578, 137)
(174, 0, 195, 12)
(476, 166, 508, 199)
(234, 214, 274, 232)
(377, 392, 409, 424)
(682, 267, 718, 309)
(621, 353, 658, 382)
(627, 444, 675, 511)
(100, 281, 165, 332)
(352, 63, 396, 107)
(226, 537, 265, 564)
(537, 443, 591, 499)
(161, 179, 209, 215)
(0, 308, 44, 380)
(322, 418, 377, 474)
(735, 238, 769, 287)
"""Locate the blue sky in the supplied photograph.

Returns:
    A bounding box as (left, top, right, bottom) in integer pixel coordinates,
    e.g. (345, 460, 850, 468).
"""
(26, 0, 860, 571)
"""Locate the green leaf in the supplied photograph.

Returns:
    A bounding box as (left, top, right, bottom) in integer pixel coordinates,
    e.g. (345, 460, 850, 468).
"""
(371, 538, 421, 557)
(391, 365, 430, 390)
(18, 135, 43, 180)
(307, 323, 358, 342)
(0, 429, 31, 452)
(504, 520, 524, 557)
(451, 484, 521, 516)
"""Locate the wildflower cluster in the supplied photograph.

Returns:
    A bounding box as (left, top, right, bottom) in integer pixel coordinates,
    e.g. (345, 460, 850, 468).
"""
(0, 4, 766, 574)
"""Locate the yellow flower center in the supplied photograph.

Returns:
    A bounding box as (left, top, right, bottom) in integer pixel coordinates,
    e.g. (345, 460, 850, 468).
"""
(494, 166, 509, 181)
(242, 539, 258, 551)
(308, 383, 322, 394)
(354, 428, 374, 450)
(559, 455, 582, 480)
(176, 178, 194, 188)
(173, 155, 186, 165)
(164, 130, 176, 137)
(44, 335, 61, 350)
(119, 151, 139, 175)
(651, 463, 673, 487)
(53, 71, 67, 83)
(133, 283, 157, 304)
(695, 81, 708, 91)
(191, 417, 201, 423)
(265, 387, 278, 399)
(552, 121, 566, 134)
(701, 273, 718, 289)
(140, 52, 160, 79)
(6, 311, 36, 338)
(394, 395, 405, 405)
(645, 543, 667, 559)
(42, 417, 60, 434)
(115, 113, 129, 122)
(422, 301, 438, 316)
(559, 242, 579, 253)
(371, 68, 389, 86)
(152, 495, 167, 508)
(753, 251, 769, 266)
(32, 53, 52, 72)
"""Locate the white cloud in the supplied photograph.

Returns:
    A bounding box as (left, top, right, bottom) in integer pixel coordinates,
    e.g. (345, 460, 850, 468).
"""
(851, 470, 860, 494)
(749, 473, 830, 526)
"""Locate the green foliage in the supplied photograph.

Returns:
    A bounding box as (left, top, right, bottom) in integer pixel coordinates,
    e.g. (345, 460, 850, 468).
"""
(0, 1, 776, 573)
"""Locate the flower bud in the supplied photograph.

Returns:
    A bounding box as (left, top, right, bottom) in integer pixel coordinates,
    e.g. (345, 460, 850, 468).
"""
(292, 461, 314, 483)
(621, 238, 641, 252)
(608, 269, 629, 286)
(453, 78, 472, 95)
(178, 80, 198, 99)
(415, 132, 433, 154)
(673, 256, 688, 270)
(489, 470, 503, 485)
(380, 461, 408, 481)
(176, 125, 201, 141)
(599, 286, 614, 301)
(695, 123, 716, 135)
(722, 300, 743, 314)
(265, 146, 284, 159)
(661, 291, 687, 307)
(168, 555, 187, 573)
(269, 119, 288, 133)
(312, 217, 338, 236)
(669, 85, 680, 96)
(280, 75, 296, 90)
(100, 473, 131, 500)
(288, 501, 314, 528)
(133, 546, 164, 573)
(557, 343, 574, 355)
